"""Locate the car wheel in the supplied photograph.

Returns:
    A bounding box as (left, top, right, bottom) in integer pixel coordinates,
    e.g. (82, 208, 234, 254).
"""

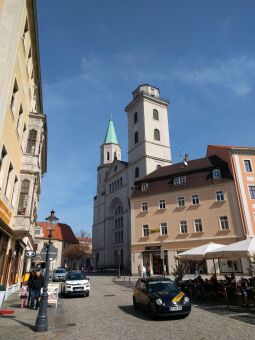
(86, 291, 90, 297)
(149, 302, 158, 319)
(133, 297, 138, 310)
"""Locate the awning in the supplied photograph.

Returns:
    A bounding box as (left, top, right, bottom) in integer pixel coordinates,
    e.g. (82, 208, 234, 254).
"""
(177, 242, 224, 261)
(205, 237, 255, 259)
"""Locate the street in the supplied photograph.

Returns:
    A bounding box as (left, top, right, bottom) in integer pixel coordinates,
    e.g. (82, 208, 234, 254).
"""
(61, 275, 255, 340)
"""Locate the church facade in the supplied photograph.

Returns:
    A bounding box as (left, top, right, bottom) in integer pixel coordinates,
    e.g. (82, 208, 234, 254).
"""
(92, 84, 172, 271)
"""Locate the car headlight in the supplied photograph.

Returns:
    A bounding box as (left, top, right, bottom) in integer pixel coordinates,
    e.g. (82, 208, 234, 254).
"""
(156, 299, 163, 306)
(184, 296, 190, 303)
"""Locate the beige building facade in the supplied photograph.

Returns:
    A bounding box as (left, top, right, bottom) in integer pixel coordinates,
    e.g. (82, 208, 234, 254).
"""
(0, 0, 46, 298)
(130, 155, 248, 275)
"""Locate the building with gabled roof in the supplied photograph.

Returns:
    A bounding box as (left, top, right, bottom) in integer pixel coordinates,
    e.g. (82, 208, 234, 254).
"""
(35, 222, 78, 269)
(130, 148, 255, 276)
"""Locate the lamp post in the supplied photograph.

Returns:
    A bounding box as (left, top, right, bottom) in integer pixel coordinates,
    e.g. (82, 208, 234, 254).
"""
(35, 210, 59, 332)
(160, 240, 165, 277)
(118, 250, 121, 278)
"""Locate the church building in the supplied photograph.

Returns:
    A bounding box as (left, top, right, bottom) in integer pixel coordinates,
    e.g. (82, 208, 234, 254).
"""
(92, 84, 172, 271)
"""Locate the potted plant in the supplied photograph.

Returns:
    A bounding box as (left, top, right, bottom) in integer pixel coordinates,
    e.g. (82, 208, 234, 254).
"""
(0, 284, 6, 308)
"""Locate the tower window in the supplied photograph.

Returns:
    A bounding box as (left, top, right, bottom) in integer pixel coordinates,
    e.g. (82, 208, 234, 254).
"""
(135, 167, 139, 178)
(134, 132, 139, 144)
(154, 129, 160, 141)
(153, 109, 159, 120)
(107, 152, 110, 161)
(134, 112, 138, 124)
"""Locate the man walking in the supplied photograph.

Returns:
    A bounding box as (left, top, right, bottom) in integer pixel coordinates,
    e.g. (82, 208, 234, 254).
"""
(29, 269, 44, 309)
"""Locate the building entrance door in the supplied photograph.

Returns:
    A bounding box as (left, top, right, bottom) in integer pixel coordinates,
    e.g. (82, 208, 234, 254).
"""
(152, 252, 168, 275)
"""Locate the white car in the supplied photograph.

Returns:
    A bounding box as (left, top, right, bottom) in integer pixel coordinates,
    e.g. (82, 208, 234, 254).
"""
(62, 271, 90, 297)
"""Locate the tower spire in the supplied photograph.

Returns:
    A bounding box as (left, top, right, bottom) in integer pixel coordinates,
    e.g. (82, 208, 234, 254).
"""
(104, 117, 118, 144)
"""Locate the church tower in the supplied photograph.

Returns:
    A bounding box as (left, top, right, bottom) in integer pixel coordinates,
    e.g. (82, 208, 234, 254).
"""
(100, 118, 121, 165)
(125, 84, 172, 191)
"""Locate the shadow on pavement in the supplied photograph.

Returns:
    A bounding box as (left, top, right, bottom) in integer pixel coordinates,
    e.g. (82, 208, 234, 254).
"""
(193, 301, 255, 326)
(118, 305, 151, 321)
(0, 315, 35, 331)
(118, 305, 187, 322)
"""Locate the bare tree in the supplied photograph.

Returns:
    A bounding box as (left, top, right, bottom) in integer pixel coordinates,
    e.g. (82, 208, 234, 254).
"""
(63, 243, 91, 260)
(75, 229, 91, 238)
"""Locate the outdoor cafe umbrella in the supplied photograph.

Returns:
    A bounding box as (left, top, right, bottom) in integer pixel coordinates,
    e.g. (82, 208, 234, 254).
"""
(177, 242, 224, 261)
(205, 237, 255, 259)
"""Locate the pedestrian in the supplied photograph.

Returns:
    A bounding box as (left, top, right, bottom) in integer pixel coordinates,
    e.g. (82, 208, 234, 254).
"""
(146, 264, 151, 277)
(142, 265, 146, 277)
(29, 269, 44, 310)
(19, 282, 28, 308)
(138, 264, 142, 277)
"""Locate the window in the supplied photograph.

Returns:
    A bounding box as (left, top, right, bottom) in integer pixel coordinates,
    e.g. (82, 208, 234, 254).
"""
(26, 129, 37, 154)
(135, 167, 139, 178)
(194, 219, 203, 232)
(4, 163, 13, 197)
(153, 109, 159, 120)
(159, 200, 166, 209)
(212, 169, 221, 179)
(134, 112, 138, 124)
(180, 220, 188, 234)
(16, 105, 23, 136)
(192, 194, 200, 205)
(134, 131, 139, 144)
(219, 216, 229, 230)
(154, 129, 160, 141)
(249, 186, 255, 199)
(160, 223, 168, 235)
(216, 190, 224, 201)
(10, 80, 18, 114)
(114, 152, 117, 160)
(174, 176, 186, 185)
(11, 176, 18, 207)
(0, 145, 7, 189)
(141, 183, 148, 192)
(142, 225, 149, 237)
(177, 196, 185, 207)
(244, 160, 252, 172)
(141, 202, 148, 212)
(17, 180, 30, 215)
(107, 152, 110, 161)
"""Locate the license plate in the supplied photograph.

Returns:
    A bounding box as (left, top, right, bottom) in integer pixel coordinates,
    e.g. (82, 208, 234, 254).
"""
(169, 306, 182, 311)
(74, 288, 83, 291)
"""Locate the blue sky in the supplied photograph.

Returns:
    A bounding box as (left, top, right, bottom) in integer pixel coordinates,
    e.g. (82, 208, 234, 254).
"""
(37, 0, 255, 234)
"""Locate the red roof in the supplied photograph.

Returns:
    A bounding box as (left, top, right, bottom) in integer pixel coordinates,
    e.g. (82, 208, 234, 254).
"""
(36, 222, 78, 243)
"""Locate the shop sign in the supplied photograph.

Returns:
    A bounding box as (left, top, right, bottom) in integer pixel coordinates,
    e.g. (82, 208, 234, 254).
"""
(149, 228, 160, 234)
(0, 198, 12, 225)
(145, 246, 160, 251)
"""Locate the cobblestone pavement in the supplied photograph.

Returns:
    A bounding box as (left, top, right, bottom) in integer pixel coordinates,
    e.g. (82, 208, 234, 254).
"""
(61, 275, 255, 340)
(0, 293, 66, 340)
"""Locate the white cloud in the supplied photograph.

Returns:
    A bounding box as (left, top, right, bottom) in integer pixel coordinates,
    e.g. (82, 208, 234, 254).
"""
(174, 56, 255, 97)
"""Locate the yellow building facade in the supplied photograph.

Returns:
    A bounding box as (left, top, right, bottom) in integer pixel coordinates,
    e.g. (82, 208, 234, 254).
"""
(130, 155, 247, 275)
(0, 0, 46, 298)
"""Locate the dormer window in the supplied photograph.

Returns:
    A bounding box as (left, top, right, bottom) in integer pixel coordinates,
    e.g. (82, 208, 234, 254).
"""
(212, 169, 221, 179)
(174, 176, 186, 186)
(141, 183, 148, 192)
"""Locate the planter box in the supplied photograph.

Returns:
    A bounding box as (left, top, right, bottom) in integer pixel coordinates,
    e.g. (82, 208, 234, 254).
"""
(0, 291, 6, 308)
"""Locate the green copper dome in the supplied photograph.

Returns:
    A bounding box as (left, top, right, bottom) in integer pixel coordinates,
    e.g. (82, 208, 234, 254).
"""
(104, 119, 118, 144)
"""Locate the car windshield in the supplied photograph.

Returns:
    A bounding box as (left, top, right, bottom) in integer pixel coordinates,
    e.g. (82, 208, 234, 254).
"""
(66, 273, 85, 280)
(148, 280, 177, 293)
(55, 269, 66, 273)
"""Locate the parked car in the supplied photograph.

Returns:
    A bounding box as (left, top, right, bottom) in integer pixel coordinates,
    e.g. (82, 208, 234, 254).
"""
(133, 276, 191, 318)
(61, 271, 90, 297)
(52, 268, 67, 281)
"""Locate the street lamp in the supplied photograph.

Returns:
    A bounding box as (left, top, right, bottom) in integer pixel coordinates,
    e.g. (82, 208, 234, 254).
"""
(160, 240, 165, 277)
(35, 210, 59, 332)
(118, 250, 121, 278)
